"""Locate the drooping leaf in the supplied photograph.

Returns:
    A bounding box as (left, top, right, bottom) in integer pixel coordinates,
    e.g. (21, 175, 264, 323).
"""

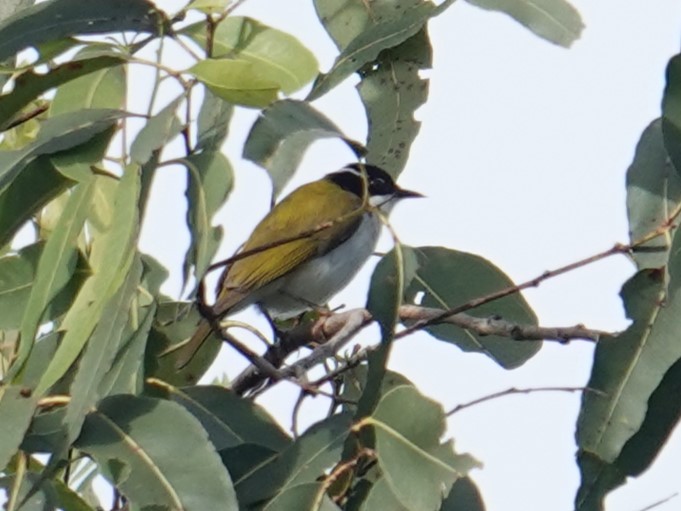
(0, 108, 126, 193)
(63, 257, 143, 444)
(12, 178, 95, 379)
(575, 264, 681, 480)
(404, 246, 541, 369)
(575, 356, 681, 511)
(0, 0, 165, 61)
(188, 0, 230, 15)
(130, 96, 183, 165)
(184, 17, 318, 94)
(234, 413, 352, 506)
(0, 54, 125, 130)
(0, 245, 88, 331)
(261, 482, 342, 511)
(35, 166, 140, 396)
(188, 59, 279, 108)
(75, 394, 238, 510)
(661, 54, 681, 175)
(151, 383, 290, 452)
(0, 386, 39, 471)
(196, 89, 233, 151)
(626, 119, 681, 269)
(97, 301, 156, 396)
(0, 157, 71, 249)
(464, 0, 584, 47)
(183, 151, 233, 287)
(359, 385, 479, 511)
(243, 99, 357, 197)
(358, 27, 431, 177)
(0, 1, 35, 90)
(309, 1, 436, 100)
(144, 301, 221, 386)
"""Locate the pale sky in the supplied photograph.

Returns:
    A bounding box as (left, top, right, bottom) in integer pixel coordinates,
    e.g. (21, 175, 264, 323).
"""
(136, 1, 681, 510)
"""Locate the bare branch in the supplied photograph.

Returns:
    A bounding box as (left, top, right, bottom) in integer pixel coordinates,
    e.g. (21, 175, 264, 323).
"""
(446, 386, 606, 416)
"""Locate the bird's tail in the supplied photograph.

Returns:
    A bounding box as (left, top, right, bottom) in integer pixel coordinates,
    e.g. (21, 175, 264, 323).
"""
(171, 319, 214, 369)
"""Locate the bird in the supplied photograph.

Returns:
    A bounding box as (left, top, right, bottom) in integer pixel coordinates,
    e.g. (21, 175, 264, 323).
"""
(173, 163, 422, 368)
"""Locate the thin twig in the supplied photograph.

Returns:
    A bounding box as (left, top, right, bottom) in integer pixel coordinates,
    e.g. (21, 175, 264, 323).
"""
(3, 104, 48, 131)
(446, 386, 606, 416)
(634, 493, 679, 511)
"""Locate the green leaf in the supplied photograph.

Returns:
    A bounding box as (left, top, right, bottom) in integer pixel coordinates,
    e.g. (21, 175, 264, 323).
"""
(49, 51, 126, 116)
(0, 108, 126, 193)
(183, 151, 233, 286)
(441, 477, 486, 511)
(144, 301, 221, 386)
(75, 394, 238, 510)
(358, 28, 431, 177)
(404, 246, 541, 369)
(360, 477, 410, 511)
(308, 1, 435, 100)
(12, 179, 95, 379)
(262, 482, 342, 511)
(464, 0, 584, 47)
(0, 157, 71, 249)
(575, 356, 681, 511)
(0, 386, 39, 471)
(626, 119, 681, 269)
(35, 166, 140, 396)
(575, 264, 681, 467)
(0, 0, 165, 61)
(662, 54, 681, 175)
(242, 99, 354, 197)
(188, 58, 279, 108)
(362, 385, 479, 511)
(184, 17, 318, 94)
(97, 301, 156, 396)
(188, 0, 229, 15)
(64, 257, 143, 444)
(235, 413, 352, 506)
(0, 54, 125, 130)
(130, 97, 183, 165)
(196, 89, 233, 151)
(155, 384, 290, 452)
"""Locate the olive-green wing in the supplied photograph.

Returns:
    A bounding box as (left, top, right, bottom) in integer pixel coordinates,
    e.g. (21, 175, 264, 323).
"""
(214, 180, 364, 312)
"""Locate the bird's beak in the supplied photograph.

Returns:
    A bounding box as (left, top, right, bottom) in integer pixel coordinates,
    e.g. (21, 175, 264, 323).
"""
(395, 186, 424, 199)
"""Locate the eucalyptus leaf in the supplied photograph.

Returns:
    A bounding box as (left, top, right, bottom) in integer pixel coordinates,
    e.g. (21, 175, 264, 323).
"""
(0, 0, 165, 61)
(184, 17, 318, 94)
(0, 109, 126, 194)
(183, 151, 233, 287)
(441, 477, 486, 511)
(362, 385, 479, 511)
(130, 97, 183, 165)
(308, 1, 435, 100)
(196, 89, 233, 151)
(0, 157, 71, 249)
(575, 356, 681, 511)
(35, 165, 140, 396)
(0, 55, 125, 130)
(464, 0, 584, 47)
(235, 413, 352, 506)
(243, 99, 356, 197)
(575, 265, 681, 465)
(0, 386, 39, 471)
(154, 384, 290, 452)
(75, 395, 238, 511)
(626, 119, 681, 270)
(12, 178, 95, 380)
(404, 246, 541, 369)
(662, 54, 681, 175)
(262, 482, 342, 511)
(188, 58, 279, 108)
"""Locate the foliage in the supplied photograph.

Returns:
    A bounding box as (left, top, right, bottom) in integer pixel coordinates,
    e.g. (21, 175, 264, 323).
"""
(0, 0, 676, 510)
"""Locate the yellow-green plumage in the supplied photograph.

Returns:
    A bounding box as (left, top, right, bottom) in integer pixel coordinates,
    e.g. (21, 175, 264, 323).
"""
(174, 179, 366, 368)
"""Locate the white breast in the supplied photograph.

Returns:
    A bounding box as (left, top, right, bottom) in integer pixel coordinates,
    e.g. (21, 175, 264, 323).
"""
(259, 212, 382, 318)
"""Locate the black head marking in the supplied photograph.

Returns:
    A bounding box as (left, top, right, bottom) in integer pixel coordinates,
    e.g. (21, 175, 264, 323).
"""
(326, 163, 397, 198)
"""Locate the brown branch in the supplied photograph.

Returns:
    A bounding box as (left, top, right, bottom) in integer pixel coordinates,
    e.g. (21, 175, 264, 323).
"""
(399, 305, 610, 343)
(635, 493, 679, 511)
(3, 104, 48, 131)
(446, 386, 606, 416)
